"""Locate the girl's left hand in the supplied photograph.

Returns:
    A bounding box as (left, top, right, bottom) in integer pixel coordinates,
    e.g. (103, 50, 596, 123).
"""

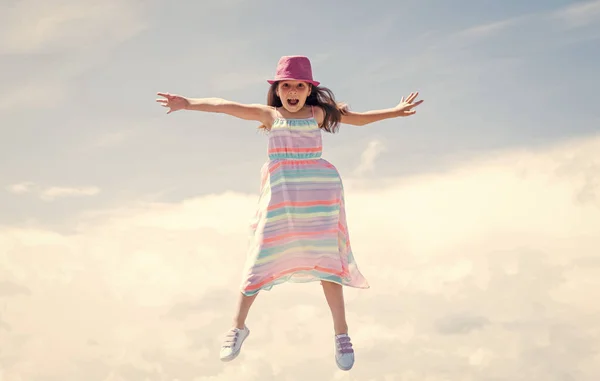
(395, 92, 424, 116)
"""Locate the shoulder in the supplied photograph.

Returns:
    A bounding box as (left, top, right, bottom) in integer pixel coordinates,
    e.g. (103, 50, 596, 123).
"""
(257, 105, 279, 129)
(312, 105, 326, 125)
(252, 104, 278, 115)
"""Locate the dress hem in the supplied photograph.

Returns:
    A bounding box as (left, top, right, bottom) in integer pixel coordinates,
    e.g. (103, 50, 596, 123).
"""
(240, 268, 370, 296)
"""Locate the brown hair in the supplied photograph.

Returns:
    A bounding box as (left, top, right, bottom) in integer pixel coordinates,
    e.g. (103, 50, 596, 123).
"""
(259, 82, 348, 133)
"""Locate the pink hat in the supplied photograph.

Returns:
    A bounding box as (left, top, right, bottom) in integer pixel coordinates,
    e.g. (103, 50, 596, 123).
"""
(267, 55, 320, 87)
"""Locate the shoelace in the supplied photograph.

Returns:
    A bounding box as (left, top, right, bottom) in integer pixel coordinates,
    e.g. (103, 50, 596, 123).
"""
(222, 329, 239, 348)
(336, 336, 354, 354)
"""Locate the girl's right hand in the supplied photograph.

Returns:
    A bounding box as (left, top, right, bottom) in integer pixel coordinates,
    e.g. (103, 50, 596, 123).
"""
(156, 92, 190, 114)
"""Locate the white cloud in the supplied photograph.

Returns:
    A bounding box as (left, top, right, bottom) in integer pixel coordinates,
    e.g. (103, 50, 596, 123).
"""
(450, 16, 523, 43)
(552, 0, 600, 28)
(0, 0, 149, 113)
(353, 139, 386, 176)
(446, 0, 600, 44)
(0, 0, 148, 55)
(39, 186, 101, 201)
(363, 0, 600, 88)
(447, 0, 600, 47)
(5, 182, 36, 195)
(1, 133, 599, 380)
(5, 182, 101, 201)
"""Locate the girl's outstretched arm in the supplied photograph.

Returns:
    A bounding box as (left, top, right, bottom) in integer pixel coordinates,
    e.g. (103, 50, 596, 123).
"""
(340, 92, 423, 126)
(156, 92, 274, 126)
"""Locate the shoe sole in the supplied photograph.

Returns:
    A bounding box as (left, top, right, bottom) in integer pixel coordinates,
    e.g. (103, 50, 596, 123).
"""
(336, 359, 354, 371)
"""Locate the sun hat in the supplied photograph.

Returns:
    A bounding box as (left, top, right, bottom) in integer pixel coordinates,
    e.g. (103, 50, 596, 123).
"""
(267, 55, 320, 87)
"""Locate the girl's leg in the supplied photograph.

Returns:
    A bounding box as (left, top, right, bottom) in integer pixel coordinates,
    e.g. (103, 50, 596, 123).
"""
(321, 280, 355, 371)
(220, 291, 258, 362)
(233, 291, 258, 329)
(321, 280, 348, 334)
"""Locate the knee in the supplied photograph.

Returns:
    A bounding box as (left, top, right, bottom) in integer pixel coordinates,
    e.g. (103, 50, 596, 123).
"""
(320, 280, 341, 289)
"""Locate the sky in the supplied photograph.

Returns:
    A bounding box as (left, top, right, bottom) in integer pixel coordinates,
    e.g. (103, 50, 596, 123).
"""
(0, 0, 599, 380)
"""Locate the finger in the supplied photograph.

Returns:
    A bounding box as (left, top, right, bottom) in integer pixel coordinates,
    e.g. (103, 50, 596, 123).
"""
(157, 92, 173, 99)
(156, 99, 168, 103)
(403, 100, 423, 111)
(406, 92, 418, 103)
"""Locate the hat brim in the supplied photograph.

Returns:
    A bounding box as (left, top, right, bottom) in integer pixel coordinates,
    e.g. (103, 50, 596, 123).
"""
(267, 78, 320, 87)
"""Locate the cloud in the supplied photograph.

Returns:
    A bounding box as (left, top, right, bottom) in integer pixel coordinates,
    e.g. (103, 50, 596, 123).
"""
(5, 182, 101, 201)
(552, 0, 600, 28)
(363, 1, 600, 89)
(0, 0, 149, 113)
(5, 182, 36, 195)
(450, 16, 524, 43)
(435, 313, 490, 335)
(450, 0, 600, 50)
(353, 139, 386, 176)
(1, 133, 599, 380)
(0, 281, 31, 297)
(446, 0, 600, 45)
(39, 186, 101, 201)
(0, 0, 148, 55)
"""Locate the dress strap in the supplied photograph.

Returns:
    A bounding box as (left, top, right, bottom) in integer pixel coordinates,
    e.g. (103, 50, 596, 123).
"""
(310, 105, 314, 117)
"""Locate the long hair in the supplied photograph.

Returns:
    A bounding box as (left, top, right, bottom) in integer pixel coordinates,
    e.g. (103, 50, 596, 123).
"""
(259, 82, 348, 133)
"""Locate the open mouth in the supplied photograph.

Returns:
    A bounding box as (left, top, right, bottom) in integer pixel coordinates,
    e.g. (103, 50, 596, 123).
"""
(287, 98, 299, 106)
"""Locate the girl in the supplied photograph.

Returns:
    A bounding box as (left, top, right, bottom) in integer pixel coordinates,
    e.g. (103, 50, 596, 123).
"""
(156, 55, 423, 371)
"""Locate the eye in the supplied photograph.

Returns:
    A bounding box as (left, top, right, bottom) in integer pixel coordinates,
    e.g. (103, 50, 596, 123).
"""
(298, 84, 304, 88)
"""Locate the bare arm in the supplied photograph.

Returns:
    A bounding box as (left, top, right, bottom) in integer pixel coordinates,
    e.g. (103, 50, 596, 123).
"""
(340, 92, 424, 126)
(341, 108, 405, 126)
(156, 93, 275, 127)
(186, 97, 275, 123)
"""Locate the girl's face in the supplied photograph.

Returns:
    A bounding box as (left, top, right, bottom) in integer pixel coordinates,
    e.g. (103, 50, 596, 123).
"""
(276, 80, 312, 112)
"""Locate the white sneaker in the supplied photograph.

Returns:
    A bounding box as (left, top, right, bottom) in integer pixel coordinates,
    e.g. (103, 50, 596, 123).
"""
(334, 333, 355, 371)
(219, 325, 250, 362)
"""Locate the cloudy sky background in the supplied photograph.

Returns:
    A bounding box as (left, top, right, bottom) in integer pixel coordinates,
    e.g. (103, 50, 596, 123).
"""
(1, 0, 599, 380)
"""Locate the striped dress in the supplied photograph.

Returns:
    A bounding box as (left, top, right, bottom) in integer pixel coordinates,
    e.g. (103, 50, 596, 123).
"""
(240, 106, 369, 296)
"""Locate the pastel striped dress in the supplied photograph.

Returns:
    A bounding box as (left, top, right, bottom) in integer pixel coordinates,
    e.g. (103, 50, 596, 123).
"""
(240, 107, 369, 296)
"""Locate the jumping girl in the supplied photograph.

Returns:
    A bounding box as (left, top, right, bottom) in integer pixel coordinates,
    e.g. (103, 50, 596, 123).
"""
(156, 55, 423, 371)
